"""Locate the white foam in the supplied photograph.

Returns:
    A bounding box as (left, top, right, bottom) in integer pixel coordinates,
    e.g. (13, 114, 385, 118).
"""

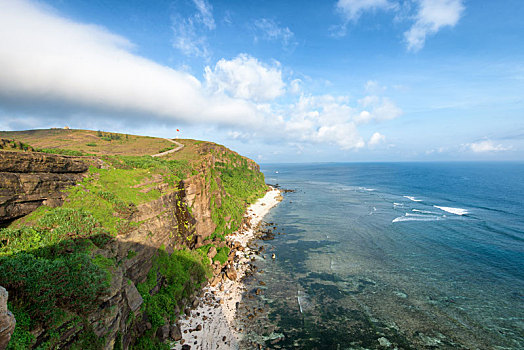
(393, 202, 403, 206)
(392, 215, 441, 223)
(392, 212, 442, 223)
(412, 209, 438, 214)
(359, 187, 376, 191)
(434, 206, 468, 215)
(404, 196, 422, 202)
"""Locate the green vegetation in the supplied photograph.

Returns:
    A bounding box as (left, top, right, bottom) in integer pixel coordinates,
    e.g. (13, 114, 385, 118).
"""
(37, 147, 92, 156)
(157, 145, 175, 153)
(0, 129, 176, 156)
(0, 131, 269, 348)
(213, 246, 230, 264)
(0, 138, 34, 152)
(98, 131, 122, 141)
(209, 151, 267, 239)
(0, 208, 112, 349)
(136, 249, 211, 344)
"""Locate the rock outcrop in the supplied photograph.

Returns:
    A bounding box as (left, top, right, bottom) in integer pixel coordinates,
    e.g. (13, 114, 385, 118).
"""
(0, 287, 15, 350)
(0, 151, 90, 226)
(0, 145, 265, 349)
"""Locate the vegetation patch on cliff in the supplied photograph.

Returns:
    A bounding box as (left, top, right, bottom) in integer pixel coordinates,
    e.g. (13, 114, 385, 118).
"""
(209, 151, 267, 240)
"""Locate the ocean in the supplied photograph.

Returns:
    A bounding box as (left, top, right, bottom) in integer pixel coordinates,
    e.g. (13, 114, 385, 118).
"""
(240, 162, 524, 349)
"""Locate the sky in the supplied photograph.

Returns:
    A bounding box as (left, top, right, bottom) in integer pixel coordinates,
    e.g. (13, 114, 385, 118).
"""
(0, 0, 523, 162)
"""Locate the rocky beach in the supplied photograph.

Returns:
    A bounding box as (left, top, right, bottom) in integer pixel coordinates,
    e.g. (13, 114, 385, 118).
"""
(173, 187, 282, 350)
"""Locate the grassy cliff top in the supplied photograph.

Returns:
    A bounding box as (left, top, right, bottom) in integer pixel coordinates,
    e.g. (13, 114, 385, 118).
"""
(0, 128, 248, 165)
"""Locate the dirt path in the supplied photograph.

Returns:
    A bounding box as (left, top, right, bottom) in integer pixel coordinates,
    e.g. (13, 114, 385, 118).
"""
(151, 138, 184, 157)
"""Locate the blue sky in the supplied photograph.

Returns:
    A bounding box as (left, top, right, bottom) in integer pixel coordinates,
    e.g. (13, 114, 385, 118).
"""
(0, 0, 523, 162)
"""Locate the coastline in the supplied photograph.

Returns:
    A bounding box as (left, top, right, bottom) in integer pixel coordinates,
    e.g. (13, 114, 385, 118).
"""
(173, 186, 282, 349)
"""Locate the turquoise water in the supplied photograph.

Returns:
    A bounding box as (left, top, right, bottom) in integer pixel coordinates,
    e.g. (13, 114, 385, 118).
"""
(241, 163, 524, 349)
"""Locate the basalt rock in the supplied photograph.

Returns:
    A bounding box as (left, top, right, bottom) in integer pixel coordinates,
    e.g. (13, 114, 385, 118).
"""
(0, 151, 90, 226)
(0, 145, 266, 349)
(0, 286, 15, 350)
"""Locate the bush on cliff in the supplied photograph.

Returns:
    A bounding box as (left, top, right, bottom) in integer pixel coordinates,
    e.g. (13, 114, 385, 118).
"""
(0, 208, 112, 349)
(136, 248, 211, 339)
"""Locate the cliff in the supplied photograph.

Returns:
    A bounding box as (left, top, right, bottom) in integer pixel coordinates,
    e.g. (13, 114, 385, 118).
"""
(0, 137, 267, 349)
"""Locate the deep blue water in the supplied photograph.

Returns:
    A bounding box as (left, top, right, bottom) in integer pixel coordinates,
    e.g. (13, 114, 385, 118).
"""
(241, 163, 524, 349)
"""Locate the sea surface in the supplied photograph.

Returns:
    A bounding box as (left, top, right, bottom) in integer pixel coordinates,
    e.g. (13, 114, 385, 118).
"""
(239, 162, 524, 349)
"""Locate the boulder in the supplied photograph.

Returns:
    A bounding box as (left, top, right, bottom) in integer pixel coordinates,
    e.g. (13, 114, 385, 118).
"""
(156, 324, 170, 340)
(170, 324, 182, 341)
(225, 266, 237, 281)
(0, 287, 16, 350)
(207, 246, 217, 259)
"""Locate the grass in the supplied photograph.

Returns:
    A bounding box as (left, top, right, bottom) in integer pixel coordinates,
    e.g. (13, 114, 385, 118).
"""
(208, 150, 267, 239)
(0, 207, 113, 349)
(0, 129, 176, 156)
(136, 249, 211, 341)
(0, 129, 269, 348)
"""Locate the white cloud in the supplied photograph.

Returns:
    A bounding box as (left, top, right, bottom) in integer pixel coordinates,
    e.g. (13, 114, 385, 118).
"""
(404, 0, 465, 51)
(368, 132, 386, 146)
(253, 18, 297, 49)
(334, 0, 464, 51)
(172, 0, 215, 58)
(289, 79, 303, 95)
(336, 0, 397, 22)
(192, 0, 215, 30)
(467, 140, 511, 153)
(204, 54, 285, 102)
(0, 1, 402, 154)
(0, 0, 259, 127)
(355, 96, 402, 123)
(276, 92, 399, 150)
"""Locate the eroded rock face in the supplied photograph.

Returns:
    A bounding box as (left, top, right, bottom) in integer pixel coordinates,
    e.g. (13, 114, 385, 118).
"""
(0, 148, 265, 349)
(0, 151, 90, 226)
(0, 151, 88, 173)
(0, 286, 15, 350)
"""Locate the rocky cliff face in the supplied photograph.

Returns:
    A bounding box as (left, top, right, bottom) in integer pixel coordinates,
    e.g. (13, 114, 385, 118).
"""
(0, 151, 90, 227)
(0, 146, 266, 349)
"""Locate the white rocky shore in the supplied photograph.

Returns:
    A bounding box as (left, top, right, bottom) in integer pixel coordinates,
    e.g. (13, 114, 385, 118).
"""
(172, 187, 282, 350)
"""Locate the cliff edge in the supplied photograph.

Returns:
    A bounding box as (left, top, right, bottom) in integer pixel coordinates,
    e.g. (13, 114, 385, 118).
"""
(0, 130, 268, 349)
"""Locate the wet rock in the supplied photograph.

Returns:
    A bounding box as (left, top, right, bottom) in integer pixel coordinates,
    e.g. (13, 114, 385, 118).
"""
(181, 344, 191, 350)
(196, 324, 202, 331)
(378, 337, 392, 347)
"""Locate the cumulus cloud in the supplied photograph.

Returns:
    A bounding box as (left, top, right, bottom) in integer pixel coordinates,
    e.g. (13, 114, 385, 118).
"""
(274, 93, 400, 150)
(404, 0, 465, 51)
(0, 0, 259, 126)
(368, 132, 386, 146)
(467, 140, 511, 153)
(172, 0, 215, 58)
(253, 18, 297, 50)
(204, 54, 285, 102)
